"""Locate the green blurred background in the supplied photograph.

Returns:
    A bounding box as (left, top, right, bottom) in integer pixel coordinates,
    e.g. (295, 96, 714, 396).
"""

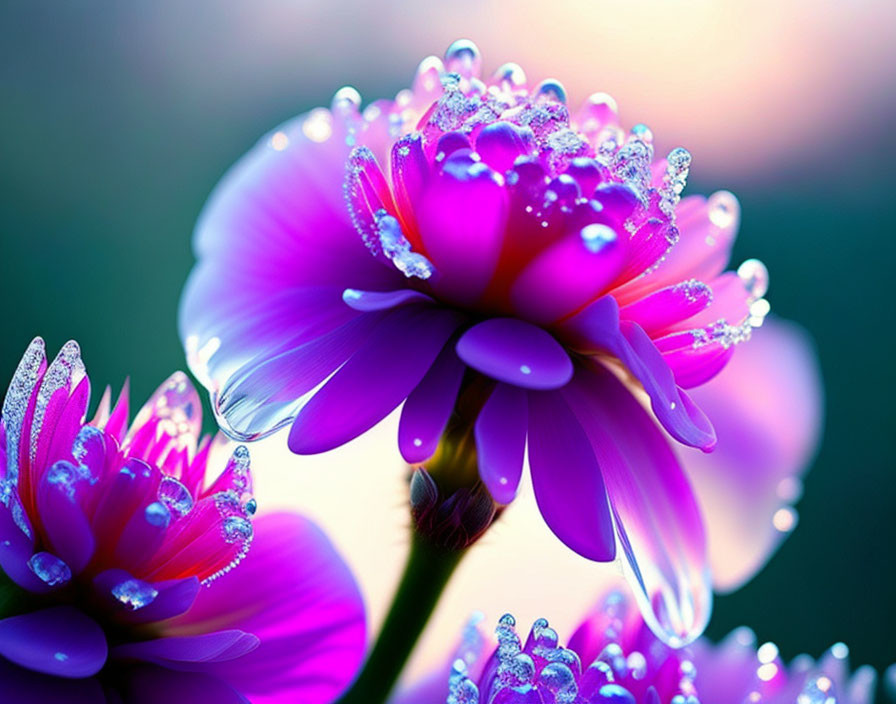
(1, 0, 894, 693)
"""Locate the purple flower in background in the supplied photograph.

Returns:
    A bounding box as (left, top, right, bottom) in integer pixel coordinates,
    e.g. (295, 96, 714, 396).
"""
(180, 40, 781, 644)
(396, 590, 880, 704)
(0, 339, 365, 703)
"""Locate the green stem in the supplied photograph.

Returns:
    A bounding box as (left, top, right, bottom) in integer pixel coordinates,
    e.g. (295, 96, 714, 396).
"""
(336, 533, 466, 704)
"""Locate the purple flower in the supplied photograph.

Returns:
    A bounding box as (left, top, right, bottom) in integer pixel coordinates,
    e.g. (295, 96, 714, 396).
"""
(180, 40, 783, 645)
(395, 590, 880, 704)
(0, 339, 365, 703)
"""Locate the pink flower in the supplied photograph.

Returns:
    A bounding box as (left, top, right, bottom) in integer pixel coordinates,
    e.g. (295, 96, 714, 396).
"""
(180, 40, 784, 645)
(0, 339, 365, 703)
(395, 590, 880, 704)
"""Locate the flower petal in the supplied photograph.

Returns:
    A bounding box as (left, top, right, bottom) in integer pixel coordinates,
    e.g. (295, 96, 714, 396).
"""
(399, 342, 466, 463)
(678, 318, 823, 591)
(93, 569, 200, 624)
(112, 630, 259, 667)
(0, 606, 107, 678)
(559, 296, 716, 450)
(37, 469, 96, 574)
(161, 513, 366, 704)
(289, 306, 464, 454)
(342, 287, 435, 312)
(528, 390, 615, 561)
(417, 152, 509, 305)
(563, 363, 711, 647)
(475, 383, 528, 504)
(214, 314, 383, 442)
(457, 318, 573, 391)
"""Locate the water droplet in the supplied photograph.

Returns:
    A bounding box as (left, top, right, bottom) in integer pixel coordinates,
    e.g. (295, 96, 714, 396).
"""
(54, 652, 68, 662)
(375, 210, 435, 279)
(830, 642, 849, 659)
(444, 39, 481, 78)
(772, 506, 798, 532)
(798, 675, 835, 704)
(302, 108, 333, 143)
(580, 223, 617, 253)
(631, 123, 654, 144)
(112, 578, 159, 610)
(332, 86, 362, 114)
(520, 365, 532, 375)
(244, 498, 257, 516)
(737, 258, 769, 300)
(158, 476, 194, 518)
(707, 190, 739, 229)
(492, 62, 526, 89)
(758, 642, 779, 664)
(776, 476, 803, 502)
(223, 515, 253, 544)
(535, 79, 567, 104)
(597, 684, 636, 703)
(28, 552, 71, 587)
(144, 501, 171, 527)
(46, 460, 82, 500)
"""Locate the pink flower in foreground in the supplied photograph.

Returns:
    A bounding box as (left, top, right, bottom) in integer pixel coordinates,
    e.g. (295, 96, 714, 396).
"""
(181, 40, 780, 644)
(395, 591, 880, 704)
(0, 339, 365, 703)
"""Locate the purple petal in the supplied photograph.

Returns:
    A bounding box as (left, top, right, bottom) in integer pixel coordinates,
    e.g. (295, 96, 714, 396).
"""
(399, 343, 466, 463)
(289, 306, 464, 454)
(37, 469, 96, 574)
(559, 296, 716, 450)
(112, 630, 259, 667)
(474, 121, 534, 173)
(0, 606, 107, 678)
(0, 658, 105, 704)
(528, 390, 615, 561)
(161, 513, 366, 704)
(510, 222, 628, 324)
(475, 383, 527, 504)
(120, 665, 249, 704)
(417, 153, 509, 305)
(563, 362, 711, 647)
(456, 318, 573, 391)
(214, 314, 382, 441)
(0, 492, 45, 592)
(93, 569, 200, 624)
(678, 318, 823, 591)
(343, 287, 434, 312)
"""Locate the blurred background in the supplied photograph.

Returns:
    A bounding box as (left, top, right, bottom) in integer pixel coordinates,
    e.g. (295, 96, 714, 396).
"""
(1, 0, 894, 695)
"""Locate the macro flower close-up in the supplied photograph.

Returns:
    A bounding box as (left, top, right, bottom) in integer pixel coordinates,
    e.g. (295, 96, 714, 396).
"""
(1, 3, 894, 703)
(180, 40, 775, 648)
(0, 339, 366, 703)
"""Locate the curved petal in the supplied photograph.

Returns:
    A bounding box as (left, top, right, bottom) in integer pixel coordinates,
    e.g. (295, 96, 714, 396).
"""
(399, 342, 466, 463)
(0, 606, 107, 678)
(528, 390, 615, 562)
(563, 363, 711, 647)
(678, 318, 823, 591)
(179, 107, 401, 406)
(0, 491, 44, 592)
(457, 318, 573, 391)
(112, 630, 259, 668)
(93, 569, 200, 625)
(161, 512, 366, 704)
(289, 306, 464, 454)
(343, 288, 435, 312)
(475, 383, 528, 504)
(559, 296, 716, 450)
(37, 470, 95, 574)
(417, 152, 509, 305)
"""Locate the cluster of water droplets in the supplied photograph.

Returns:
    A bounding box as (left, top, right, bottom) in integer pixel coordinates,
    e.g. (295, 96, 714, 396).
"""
(375, 208, 435, 280)
(448, 606, 700, 704)
(204, 444, 255, 585)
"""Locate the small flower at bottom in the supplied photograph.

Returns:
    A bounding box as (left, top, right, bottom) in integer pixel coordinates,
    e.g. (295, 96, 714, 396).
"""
(393, 591, 883, 704)
(0, 339, 365, 703)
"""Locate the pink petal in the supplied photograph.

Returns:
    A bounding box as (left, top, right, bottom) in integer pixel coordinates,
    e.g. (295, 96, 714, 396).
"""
(677, 318, 823, 591)
(161, 513, 366, 704)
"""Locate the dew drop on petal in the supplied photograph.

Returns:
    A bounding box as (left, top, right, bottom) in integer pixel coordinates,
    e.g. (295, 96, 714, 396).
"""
(580, 223, 617, 253)
(493, 62, 526, 90)
(444, 39, 481, 78)
(772, 506, 798, 532)
(158, 476, 194, 518)
(28, 552, 72, 587)
(707, 190, 739, 229)
(737, 258, 770, 300)
(112, 577, 159, 610)
(144, 501, 171, 527)
(535, 79, 567, 104)
(302, 108, 333, 143)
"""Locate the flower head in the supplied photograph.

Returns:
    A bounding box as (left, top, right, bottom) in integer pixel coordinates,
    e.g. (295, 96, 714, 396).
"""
(426, 592, 880, 704)
(0, 339, 365, 702)
(180, 40, 776, 645)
